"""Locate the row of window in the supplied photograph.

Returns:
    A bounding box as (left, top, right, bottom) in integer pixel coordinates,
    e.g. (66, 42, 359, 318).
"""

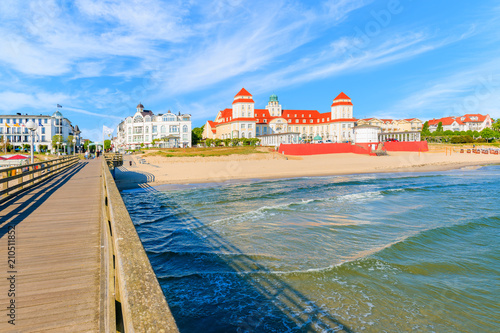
(0, 118, 50, 124)
(128, 116, 189, 123)
(2, 135, 47, 142)
(128, 125, 189, 134)
(127, 134, 190, 143)
(0, 127, 47, 134)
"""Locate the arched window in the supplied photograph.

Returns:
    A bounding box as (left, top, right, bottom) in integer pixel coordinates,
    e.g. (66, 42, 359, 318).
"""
(241, 132, 245, 138)
(161, 125, 166, 133)
(183, 125, 188, 133)
(134, 116, 143, 123)
(145, 127, 149, 133)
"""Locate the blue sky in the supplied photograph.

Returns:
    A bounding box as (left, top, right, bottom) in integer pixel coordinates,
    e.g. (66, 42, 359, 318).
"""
(0, 0, 499, 141)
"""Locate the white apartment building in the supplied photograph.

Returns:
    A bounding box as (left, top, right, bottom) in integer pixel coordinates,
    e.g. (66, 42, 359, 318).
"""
(0, 110, 81, 153)
(116, 104, 192, 150)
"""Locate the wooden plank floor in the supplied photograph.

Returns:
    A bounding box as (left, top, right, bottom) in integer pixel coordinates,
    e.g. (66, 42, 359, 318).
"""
(0, 160, 102, 332)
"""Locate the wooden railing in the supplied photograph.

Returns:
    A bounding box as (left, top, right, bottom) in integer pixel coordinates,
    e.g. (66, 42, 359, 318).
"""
(100, 159, 178, 332)
(0, 156, 79, 202)
(104, 153, 124, 168)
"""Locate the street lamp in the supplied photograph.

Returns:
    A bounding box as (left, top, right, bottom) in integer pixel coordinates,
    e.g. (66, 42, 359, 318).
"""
(72, 138, 76, 155)
(56, 141, 60, 156)
(26, 120, 38, 164)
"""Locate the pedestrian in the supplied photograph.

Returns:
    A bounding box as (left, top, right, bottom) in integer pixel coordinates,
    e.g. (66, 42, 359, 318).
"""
(129, 160, 132, 167)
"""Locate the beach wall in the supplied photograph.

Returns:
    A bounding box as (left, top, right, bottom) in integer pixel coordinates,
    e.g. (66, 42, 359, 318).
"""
(383, 141, 429, 152)
(278, 143, 372, 156)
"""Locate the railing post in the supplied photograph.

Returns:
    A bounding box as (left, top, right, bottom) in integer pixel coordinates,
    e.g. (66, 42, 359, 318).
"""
(1, 170, 8, 198)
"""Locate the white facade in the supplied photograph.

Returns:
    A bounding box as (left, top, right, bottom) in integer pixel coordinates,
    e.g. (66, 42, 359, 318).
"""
(204, 90, 357, 143)
(354, 125, 380, 144)
(116, 104, 192, 150)
(0, 110, 80, 153)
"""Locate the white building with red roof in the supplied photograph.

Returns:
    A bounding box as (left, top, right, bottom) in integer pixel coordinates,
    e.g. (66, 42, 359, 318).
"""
(428, 114, 492, 132)
(203, 89, 357, 143)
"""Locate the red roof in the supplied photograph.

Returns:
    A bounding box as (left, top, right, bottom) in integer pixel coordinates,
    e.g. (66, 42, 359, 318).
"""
(7, 154, 28, 160)
(235, 88, 252, 97)
(232, 98, 255, 104)
(462, 114, 487, 123)
(0, 156, 5, 160)
(428, 117, 458, 126)
(333, 92, 351, 101)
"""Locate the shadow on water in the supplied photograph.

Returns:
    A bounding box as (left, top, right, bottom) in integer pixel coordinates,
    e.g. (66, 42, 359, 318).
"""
(123, 182, 354, 333)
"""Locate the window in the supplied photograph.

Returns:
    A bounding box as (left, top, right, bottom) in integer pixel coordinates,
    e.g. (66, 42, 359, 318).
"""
(263, 127, 267, 134)
(302, 120, 306, 123)
(310, 120, 313, 123)
(295, 120, 299, 123)
(183, 134, 188, 141)
(248, 132, 252, 137)
(41, 135, 45, 142)
(248, 124, 253, 129)
(134, 116, 143, 123)
(41, 127, 45, 134)
(183, 125, 188, 133)
(264, 119, 267, 123)
(309, 114, 311, 118)
(161, 125, 166, 133)
(169, 125, 178, 133)
(295, 127, 298, 132)
(294, 114, 297, 117)
(145, 127, 149, 133)
(302, 114, 304, 118)
(152, 126, 158, 133)
(241, 124, 246, 129)
(6, 119, 10, 124)
(256, 126, 260, 134)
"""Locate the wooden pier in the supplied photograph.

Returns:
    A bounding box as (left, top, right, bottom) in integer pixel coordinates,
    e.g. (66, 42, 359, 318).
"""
(0, 158, 177, 332)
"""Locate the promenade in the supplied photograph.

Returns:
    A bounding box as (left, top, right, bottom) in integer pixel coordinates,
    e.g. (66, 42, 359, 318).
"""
(0, 160, 101, 331)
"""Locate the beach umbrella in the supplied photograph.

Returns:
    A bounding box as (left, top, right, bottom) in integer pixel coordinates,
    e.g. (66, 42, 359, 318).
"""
(313, 135, 322, 141)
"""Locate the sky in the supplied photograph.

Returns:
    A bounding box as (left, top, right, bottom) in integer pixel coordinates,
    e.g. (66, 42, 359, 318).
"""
(0, 0, 499, 141)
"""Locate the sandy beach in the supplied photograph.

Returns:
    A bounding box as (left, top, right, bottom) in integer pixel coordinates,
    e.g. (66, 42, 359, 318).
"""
(114, 147, 500, 189)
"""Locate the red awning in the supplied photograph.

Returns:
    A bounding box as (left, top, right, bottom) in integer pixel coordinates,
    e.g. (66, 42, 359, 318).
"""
(7, 154, 29, 160)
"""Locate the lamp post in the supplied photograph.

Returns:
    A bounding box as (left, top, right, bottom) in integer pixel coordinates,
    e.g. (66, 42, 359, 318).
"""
(26, 120, 38, 164)
(57, 141, 60, 156)
(72, 138, 76, 155)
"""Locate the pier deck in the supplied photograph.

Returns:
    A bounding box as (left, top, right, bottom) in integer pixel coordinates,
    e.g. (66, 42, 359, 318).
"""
(0, 160, 101, 332)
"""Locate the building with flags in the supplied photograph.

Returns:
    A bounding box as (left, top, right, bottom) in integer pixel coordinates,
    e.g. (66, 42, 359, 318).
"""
(116, 103, 192, 150)
(0, 106, 81, 153)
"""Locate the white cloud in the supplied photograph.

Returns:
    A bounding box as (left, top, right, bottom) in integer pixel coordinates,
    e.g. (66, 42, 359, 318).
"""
(0, 91, 71, 111)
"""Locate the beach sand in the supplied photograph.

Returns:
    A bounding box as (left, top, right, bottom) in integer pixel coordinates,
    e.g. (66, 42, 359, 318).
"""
(114, 148, 500, 189)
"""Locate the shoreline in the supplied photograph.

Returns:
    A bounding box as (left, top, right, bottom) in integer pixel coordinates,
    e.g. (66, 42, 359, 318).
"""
(114, 152, 500, 190)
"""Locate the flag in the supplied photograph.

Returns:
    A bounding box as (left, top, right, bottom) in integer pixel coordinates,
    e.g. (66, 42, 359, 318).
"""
(38, 121, 43, 127)
(5, 123, 10, 128)
(13, 123, 20, 127)
(103, 125, 114, 140)
(57, 104, 62, 108)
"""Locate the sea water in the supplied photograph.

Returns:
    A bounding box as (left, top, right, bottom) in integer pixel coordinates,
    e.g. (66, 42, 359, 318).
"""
(121, 166, 500, 332)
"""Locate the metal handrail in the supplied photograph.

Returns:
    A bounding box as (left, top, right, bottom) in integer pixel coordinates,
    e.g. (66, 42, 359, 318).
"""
(100, 159, 178, 332)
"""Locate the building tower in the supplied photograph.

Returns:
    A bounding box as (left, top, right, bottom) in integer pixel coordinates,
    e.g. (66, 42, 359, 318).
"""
(265, 94, 282, 117)
(331, 92, 353, 119)
(137, 103, 144, 113)
(232, 88, 255, 119)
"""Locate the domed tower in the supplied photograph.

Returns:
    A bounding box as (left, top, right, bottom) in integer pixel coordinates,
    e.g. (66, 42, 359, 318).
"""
(136, 103, 144, 113)
(232, 88, 255, 119)
(266, 94, 282, 117)
(331, 92, 353, 119)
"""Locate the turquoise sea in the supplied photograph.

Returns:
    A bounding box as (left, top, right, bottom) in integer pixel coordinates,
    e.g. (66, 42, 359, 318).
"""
(121, 166, 500, 332)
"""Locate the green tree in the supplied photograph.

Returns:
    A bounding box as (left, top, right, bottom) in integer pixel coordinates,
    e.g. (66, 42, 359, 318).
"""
(421, 121, 431, 136)
(52, 135, 64, 152)
(492, 118, 500, 131)
(443, 130, 455, 136)
(84, 139, 92, 151)
(480, 128, 495, 142)
(214, 139, 222, 147)
(191, 125, 204, 145)
(231, 138, 240, 146)
(250, 138, 260, 146)
(436, 122, 443, 133)
(104, 139, 111, 151)
(223, 138, 231, 147)
(205, 138, 213, 147)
